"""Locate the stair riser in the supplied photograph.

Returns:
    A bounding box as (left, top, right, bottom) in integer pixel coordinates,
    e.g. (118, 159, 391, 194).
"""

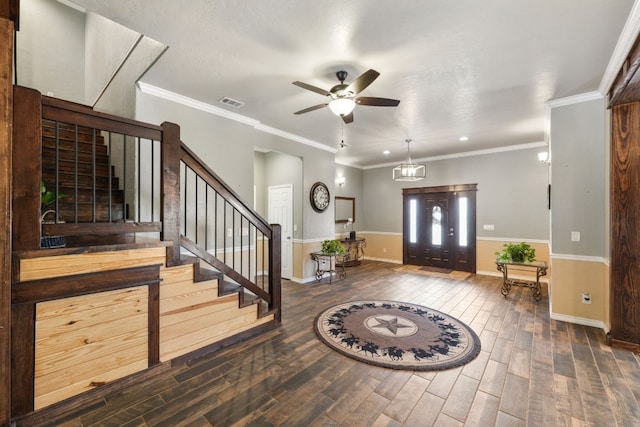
(43, 136, 108, 155)
(43, 147, 110, 165)
(43, 162, 111, 177)
(42, 174, 120, 190)
(42, 190, 125, 204)
(53, 206, 125, 222)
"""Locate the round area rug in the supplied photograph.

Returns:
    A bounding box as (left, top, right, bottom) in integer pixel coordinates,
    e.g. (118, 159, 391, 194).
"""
(314, 300, 481, 371)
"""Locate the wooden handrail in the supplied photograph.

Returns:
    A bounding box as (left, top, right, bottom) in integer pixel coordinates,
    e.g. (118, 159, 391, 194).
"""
(181, 236, 271, 303)
(42, 95, 163, 141)
(180, 143, 272, 236)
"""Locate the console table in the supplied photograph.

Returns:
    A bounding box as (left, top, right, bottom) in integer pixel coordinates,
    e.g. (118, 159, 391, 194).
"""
(495, 259, 548, 301)
(310, 251, 349, 284)
(338, 238, 366, 267)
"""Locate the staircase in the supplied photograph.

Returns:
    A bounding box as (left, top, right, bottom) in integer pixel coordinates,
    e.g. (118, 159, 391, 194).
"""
(8, 87, 282, 422)
(41, 119, 125, 224)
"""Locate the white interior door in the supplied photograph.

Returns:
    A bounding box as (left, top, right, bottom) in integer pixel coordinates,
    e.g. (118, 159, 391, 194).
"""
(268, 184, 293, 279)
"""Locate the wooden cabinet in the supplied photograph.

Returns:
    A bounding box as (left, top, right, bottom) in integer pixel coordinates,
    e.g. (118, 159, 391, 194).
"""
(339, 238, 366, 267)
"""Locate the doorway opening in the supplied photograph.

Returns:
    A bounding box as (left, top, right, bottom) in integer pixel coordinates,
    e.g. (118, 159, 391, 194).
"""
(403, 184, 477, 273)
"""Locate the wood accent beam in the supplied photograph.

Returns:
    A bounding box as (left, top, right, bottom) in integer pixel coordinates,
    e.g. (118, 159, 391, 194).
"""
(161, 122, 181, 266)
(0, 15, 13, 427)
(610, 102, 640, 348)
(609, 35, 640, 107)
(12, 264, 161, 304)
(12, 86, 42, 252)
(0, 0, 19, 29)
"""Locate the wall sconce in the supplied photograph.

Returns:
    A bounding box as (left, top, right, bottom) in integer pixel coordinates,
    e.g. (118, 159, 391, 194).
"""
(336, 176, 346, 186)
(538, 151, 550, 165)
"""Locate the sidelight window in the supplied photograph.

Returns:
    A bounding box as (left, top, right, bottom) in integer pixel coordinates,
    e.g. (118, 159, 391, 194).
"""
(409, 199, 417, 243)
(459, 197, 468, 247)
(432, 206, 442, 245)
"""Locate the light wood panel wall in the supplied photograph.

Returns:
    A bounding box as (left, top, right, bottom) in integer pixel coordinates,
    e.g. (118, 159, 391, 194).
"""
(15, 245, 274, 412)
(18, 246, 167, 281)
(159, 264, 273, 362)
(34, 287, 148, 409)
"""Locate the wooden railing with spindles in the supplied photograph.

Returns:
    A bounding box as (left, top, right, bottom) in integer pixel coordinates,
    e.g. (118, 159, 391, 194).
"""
(12, 84, 281, 317)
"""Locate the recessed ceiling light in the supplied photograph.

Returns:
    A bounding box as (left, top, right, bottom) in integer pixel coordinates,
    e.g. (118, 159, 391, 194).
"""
(383, 150, 390, 155)
(459, 136, 469, 141)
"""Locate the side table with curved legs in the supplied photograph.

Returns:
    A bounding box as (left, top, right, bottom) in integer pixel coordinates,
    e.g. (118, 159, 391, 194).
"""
(310, 251, 349, 284)
(495, 259, 548, 301)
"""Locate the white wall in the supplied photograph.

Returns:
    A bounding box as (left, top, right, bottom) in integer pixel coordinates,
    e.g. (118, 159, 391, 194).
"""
(17, 0, 85, 102)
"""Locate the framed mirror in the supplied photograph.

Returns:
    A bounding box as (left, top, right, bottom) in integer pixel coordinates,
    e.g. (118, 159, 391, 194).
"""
(335, 196, 355, 223)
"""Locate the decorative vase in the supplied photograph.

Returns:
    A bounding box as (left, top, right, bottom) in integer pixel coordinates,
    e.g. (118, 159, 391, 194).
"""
(349, 231, 356, 240)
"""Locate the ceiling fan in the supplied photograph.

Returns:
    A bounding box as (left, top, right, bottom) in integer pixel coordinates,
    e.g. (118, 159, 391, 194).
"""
(293, 69, 400, 124)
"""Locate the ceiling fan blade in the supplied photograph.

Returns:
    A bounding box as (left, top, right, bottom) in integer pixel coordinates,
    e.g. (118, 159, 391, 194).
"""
(294, 103, 328, 115)
(342, 112, 354, 124)
(292, 81, 331, 96)
(346, 69, 380, 94)
(356, 96, 400, 107)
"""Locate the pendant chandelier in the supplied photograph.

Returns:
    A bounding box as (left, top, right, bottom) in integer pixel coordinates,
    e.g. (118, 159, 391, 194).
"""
(392, 139, 426, 181)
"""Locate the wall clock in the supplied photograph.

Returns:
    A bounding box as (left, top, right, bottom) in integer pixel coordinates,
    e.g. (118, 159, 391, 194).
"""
(310, 182, 330, 213)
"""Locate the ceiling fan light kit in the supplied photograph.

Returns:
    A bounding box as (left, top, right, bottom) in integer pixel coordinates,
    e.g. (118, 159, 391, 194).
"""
(293, 69, 400, 124)
(393, 139, 426, 181)
(328, 98, 356, 116)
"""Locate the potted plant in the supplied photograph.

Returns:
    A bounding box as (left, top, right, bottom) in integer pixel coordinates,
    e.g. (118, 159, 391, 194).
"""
(321, 239, 346, 254)
(41, 180, 65, 222)
(40, 181, 67, 248)
(495, 242, 536, 263)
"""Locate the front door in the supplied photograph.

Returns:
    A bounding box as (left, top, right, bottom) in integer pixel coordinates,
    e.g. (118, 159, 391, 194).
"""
(403, 184, 477, 273)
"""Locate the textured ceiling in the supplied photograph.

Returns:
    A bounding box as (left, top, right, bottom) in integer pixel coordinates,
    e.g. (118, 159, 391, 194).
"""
(69, 0, 635, 167)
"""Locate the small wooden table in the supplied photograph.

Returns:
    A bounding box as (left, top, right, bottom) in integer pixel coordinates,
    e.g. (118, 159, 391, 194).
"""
(338, 238, 366, 267)
(495, 259, 548, 301)
(310, 251, 349, 284)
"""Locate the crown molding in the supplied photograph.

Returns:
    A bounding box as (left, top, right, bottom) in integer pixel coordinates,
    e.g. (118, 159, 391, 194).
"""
(137, 81, 336, 154)
(545, 91, 603, 109)
(363, 141, 547, 170)
(599, 0, 640, 94)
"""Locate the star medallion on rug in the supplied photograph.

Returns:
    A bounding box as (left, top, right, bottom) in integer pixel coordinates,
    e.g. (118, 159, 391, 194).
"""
(314, 300, 481, 371)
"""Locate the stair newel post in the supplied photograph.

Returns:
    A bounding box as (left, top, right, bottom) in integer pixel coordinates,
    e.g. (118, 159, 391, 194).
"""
(160, 121, 181, 266)
(269, 223, 282, 324)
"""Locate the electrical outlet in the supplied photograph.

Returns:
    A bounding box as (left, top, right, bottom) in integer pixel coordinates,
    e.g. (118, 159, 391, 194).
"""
(582, 292, 591, 304)
(483, 224, 495, 231)
(227, 228, 232, 237)
(571, 231, 581, 242)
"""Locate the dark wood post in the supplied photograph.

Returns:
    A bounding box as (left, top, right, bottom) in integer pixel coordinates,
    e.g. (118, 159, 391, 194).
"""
(1, 2, 18, 425)
(269, 224, 281, 324)
(12, 86, 42, 252)
(161, 121, 181, 266)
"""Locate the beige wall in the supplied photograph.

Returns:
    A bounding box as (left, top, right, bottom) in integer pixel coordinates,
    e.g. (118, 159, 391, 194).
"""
(359, 233, 403, 264)
(477, 239, 550, 281)
(550, 257, 607, 328)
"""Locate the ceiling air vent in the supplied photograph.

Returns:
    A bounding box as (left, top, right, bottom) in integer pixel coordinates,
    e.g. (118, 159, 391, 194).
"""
(218, 96, 244, 108)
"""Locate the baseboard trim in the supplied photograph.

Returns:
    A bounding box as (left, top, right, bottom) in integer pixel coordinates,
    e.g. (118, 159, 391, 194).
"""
(363, 256, 402, 264)
(550, 312, 606, 331)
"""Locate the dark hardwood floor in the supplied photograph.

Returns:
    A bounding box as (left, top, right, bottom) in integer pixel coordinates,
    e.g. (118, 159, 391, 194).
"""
(37, 261, 640, 426)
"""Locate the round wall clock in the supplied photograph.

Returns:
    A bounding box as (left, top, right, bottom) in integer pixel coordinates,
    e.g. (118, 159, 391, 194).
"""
(310, 182, 330, 212)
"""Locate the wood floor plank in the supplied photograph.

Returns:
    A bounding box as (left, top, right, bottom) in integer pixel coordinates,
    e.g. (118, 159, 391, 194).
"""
(382, 375, 430, 423)
(498, 373, 529, 419)
(22, 261, 640, 427)
(464, 390, 500, 427)
(441, 374, 480, 422)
